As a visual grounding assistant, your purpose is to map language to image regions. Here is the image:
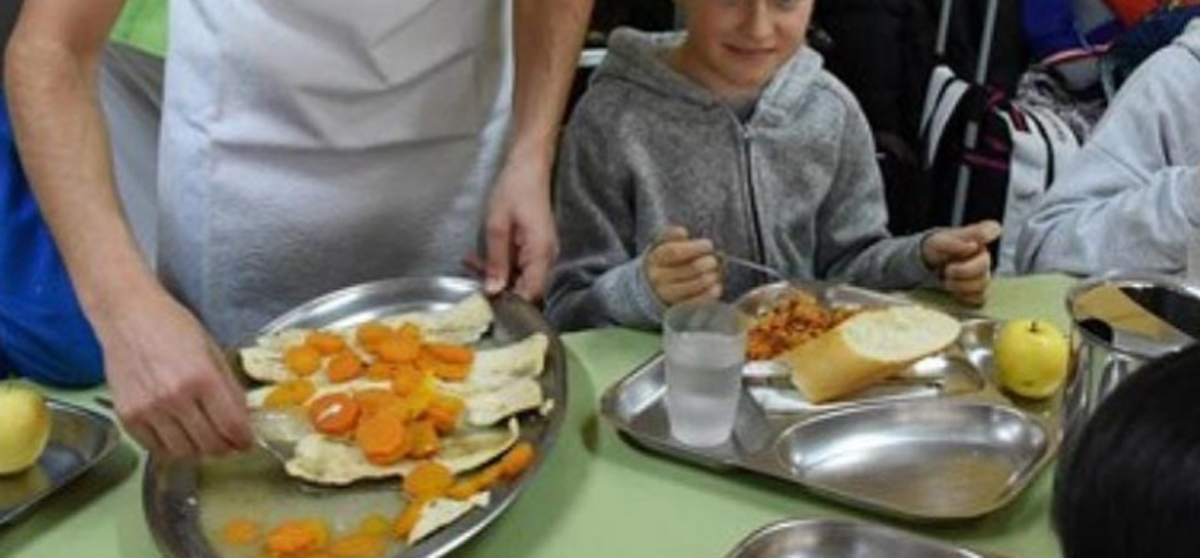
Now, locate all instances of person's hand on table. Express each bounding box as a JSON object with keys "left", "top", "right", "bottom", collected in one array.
[
  {"left": 95, "top": 288, "right": 252, "bottom": 459},
  {"left": 922, "top": 220, "right": 1003, "bottom": 307},
  {"left": 482, "top": 153, "right": 559, "bottom": 301},
  {"left": 645, "top": 226, "right": 723, "bottom": 306}
]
